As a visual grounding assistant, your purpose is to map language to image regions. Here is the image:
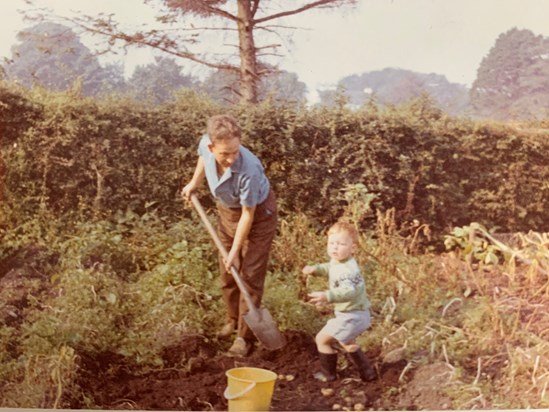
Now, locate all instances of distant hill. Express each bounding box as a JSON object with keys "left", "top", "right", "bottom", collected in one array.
[{"left": 318, "top": 67, "right": 470, "bottom": 115}]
